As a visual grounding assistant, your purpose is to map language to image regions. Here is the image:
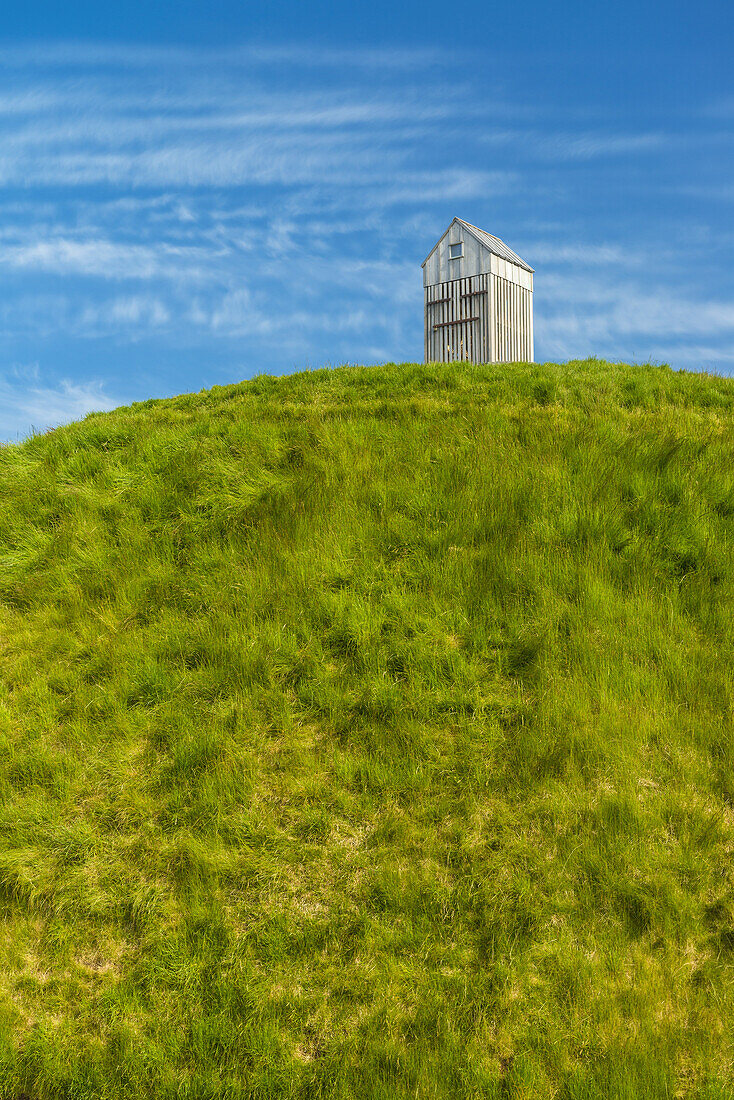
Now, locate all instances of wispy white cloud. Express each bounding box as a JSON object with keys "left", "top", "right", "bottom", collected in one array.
[
  {"left": 525, "top": 243, "right": 642, "bottom": 266},
  {"left": 481, "top": 129, "right": 670, "bottom": 160},
  {"left": 0, "top": 38, "right": 730, "bottom": 441},
  {"left": 0, "top": 237, "right": 210, "bottom": 279},
  {"left": 0, "top": 45, "right": 510, "bottom": 197},
  {"left": 78, "top": 295, "right": 171, "bottom": 331},
  {"left": 0, "top": 364, "right": 118, "bottom": 440},
  {"left": 538, "top": 274, "right": 734, "bottom": 364},
  {"left": 533, "top": 132, "right": 669, "bottom": 160},
  {"left": 0, "top": 41, "right": 446, "bottom": 73}
]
